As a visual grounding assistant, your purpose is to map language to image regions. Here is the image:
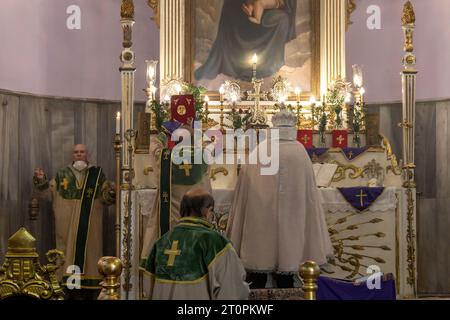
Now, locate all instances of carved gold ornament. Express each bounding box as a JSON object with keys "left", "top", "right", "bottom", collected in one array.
[
  {"left": 210, "top": 167, "right": 229, "bottom": 181},
  {"left": 0, "top": 228, "right": 65, "bottom": 300},
  {"left": 147, "top": 0, "right": 160, "bottom": 28},
  {"left": 379, "top": 134, "right": 402, "bottom": 176},
  {"left": 406, "top": 188, "right": 417, "bottom": 293},
  {"left": 402, "top": 1, "right": 416, "bottom": 26},
  {"left": 331, "top": 160, "right": 365, "bottom": 182},
  {"left": 121, "top": 0, "right": 135, "bottom": 19},
  {"left": 346, "top": 0, "right": 357, "bottom": 31}
]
